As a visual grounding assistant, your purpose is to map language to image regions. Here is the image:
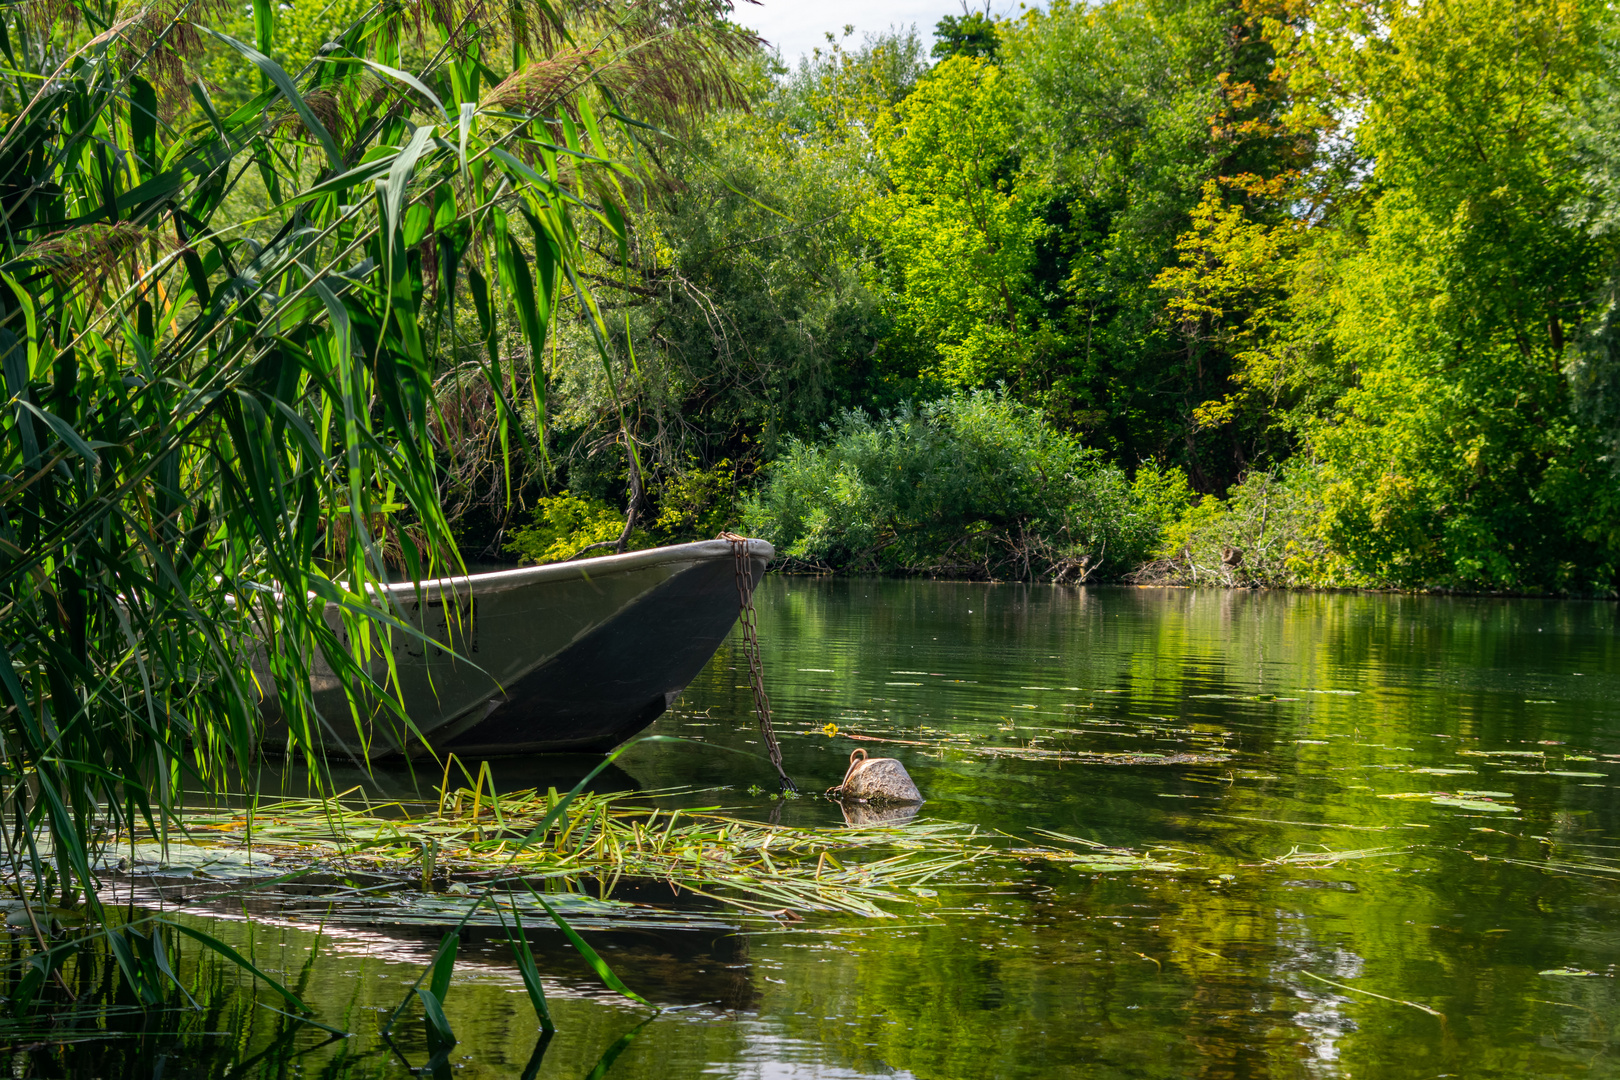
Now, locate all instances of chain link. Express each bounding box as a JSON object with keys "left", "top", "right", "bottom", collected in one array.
[{"left": 719, "top": 533, "right": 795, "bottom": 792}]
